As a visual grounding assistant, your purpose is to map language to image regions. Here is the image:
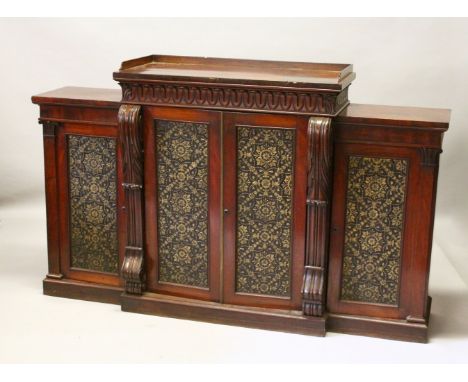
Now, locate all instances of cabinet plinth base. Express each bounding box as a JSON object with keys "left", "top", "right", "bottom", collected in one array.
[
  {"left": 327, "top": 296, "right": 432, "bottom": 343},
  {"left": 327, "top": 313, "right": 429, "bottom": 343},
  {"left": 121, "top": 292, "right": 326, "bottom": 336},
  {"left": 42, "top": 280, "right": 434, "bottom": 342},
  {"left": 43, "top": 278, "right": 122, "bottom": 305}
]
